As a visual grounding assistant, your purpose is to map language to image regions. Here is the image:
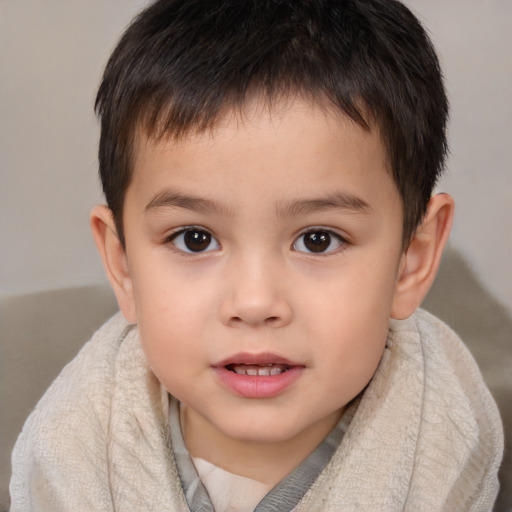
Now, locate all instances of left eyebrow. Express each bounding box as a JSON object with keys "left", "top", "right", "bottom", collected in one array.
[{"left": 276, "top": 192, "right": 373, "bottom": 217}]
